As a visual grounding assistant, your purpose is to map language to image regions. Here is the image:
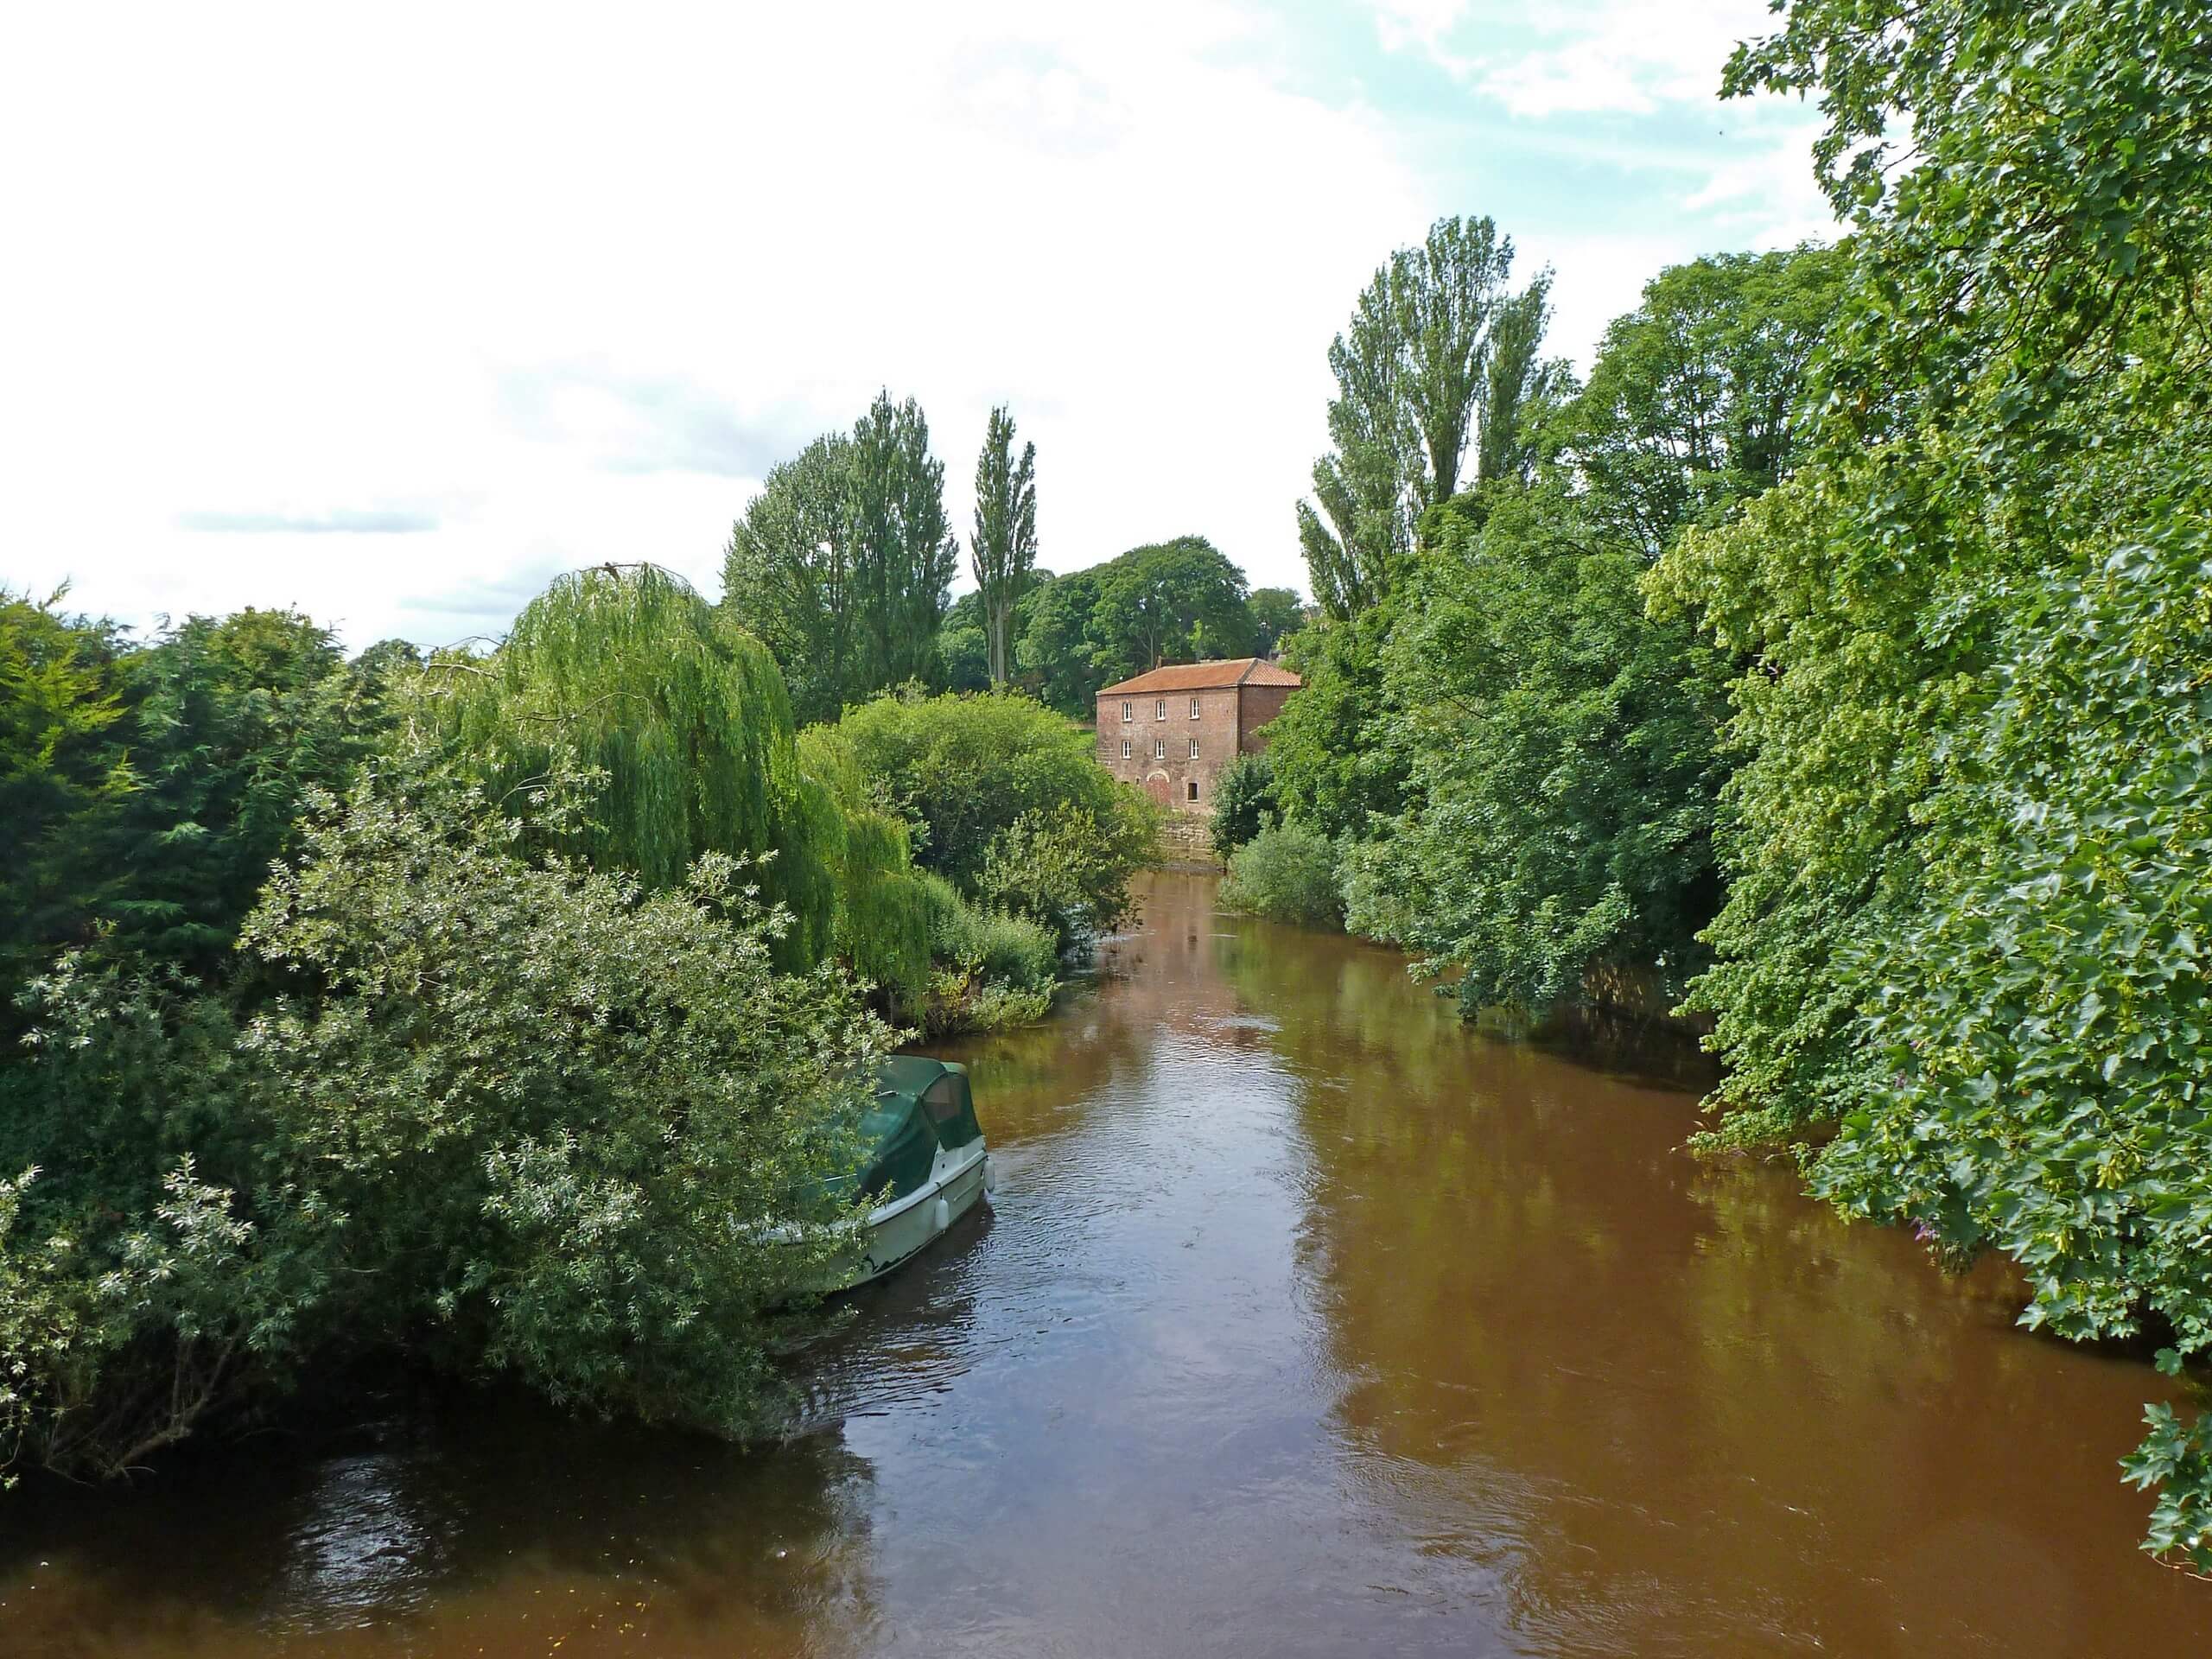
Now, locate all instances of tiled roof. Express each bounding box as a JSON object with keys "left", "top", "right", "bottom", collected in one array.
[{"left": 1096, "top": 657, "right": 1301, "bottom": 696}]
